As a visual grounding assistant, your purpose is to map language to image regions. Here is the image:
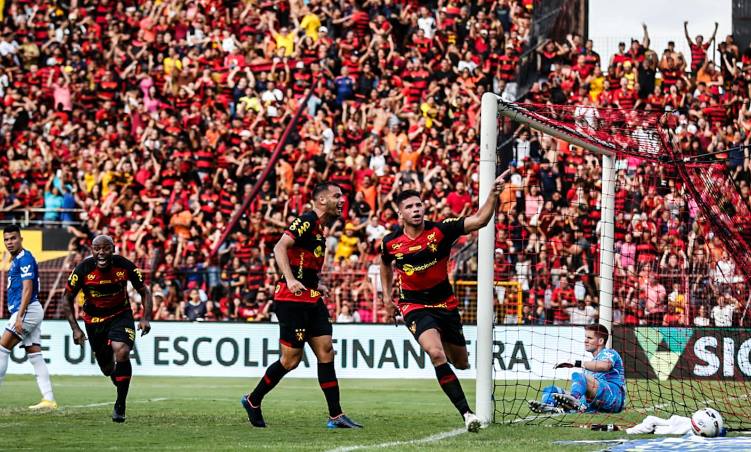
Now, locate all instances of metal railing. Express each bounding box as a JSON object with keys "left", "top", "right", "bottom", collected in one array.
[{"left": 0, "top": 208, "right": 85, "bottom": 227}]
